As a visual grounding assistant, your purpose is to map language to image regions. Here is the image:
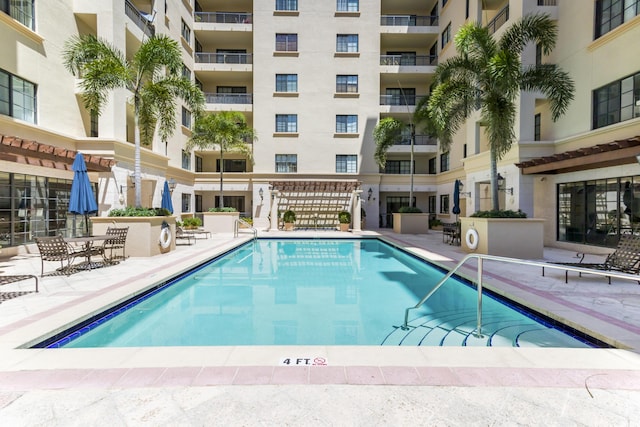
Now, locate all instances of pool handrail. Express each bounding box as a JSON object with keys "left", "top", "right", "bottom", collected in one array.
[
  {"left": 402, "top": 253, "right": 640, "bottom": 336},
  {"left": 234, "top": 218, "right": 257, "bottom": 240}
]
